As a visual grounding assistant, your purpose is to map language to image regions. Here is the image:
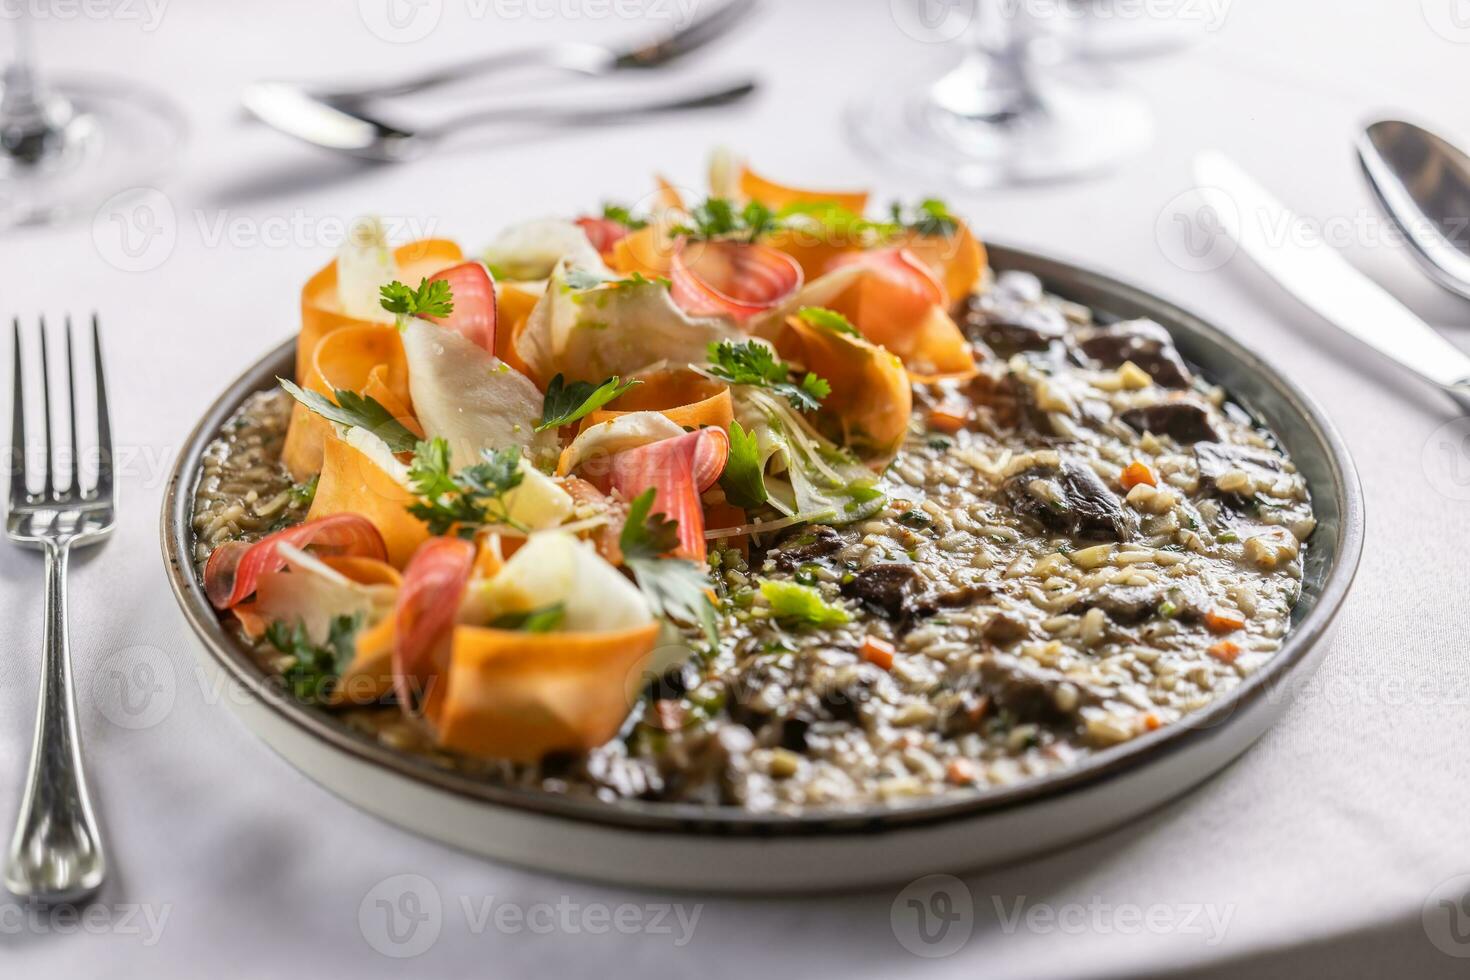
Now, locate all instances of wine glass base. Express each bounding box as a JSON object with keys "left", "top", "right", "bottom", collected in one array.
[
  {"left": 847, "top": 65, "right": 1152, "bottom": 190},
  {"left": 0, "top": 74, "right": 185, "bottom": 230}
]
